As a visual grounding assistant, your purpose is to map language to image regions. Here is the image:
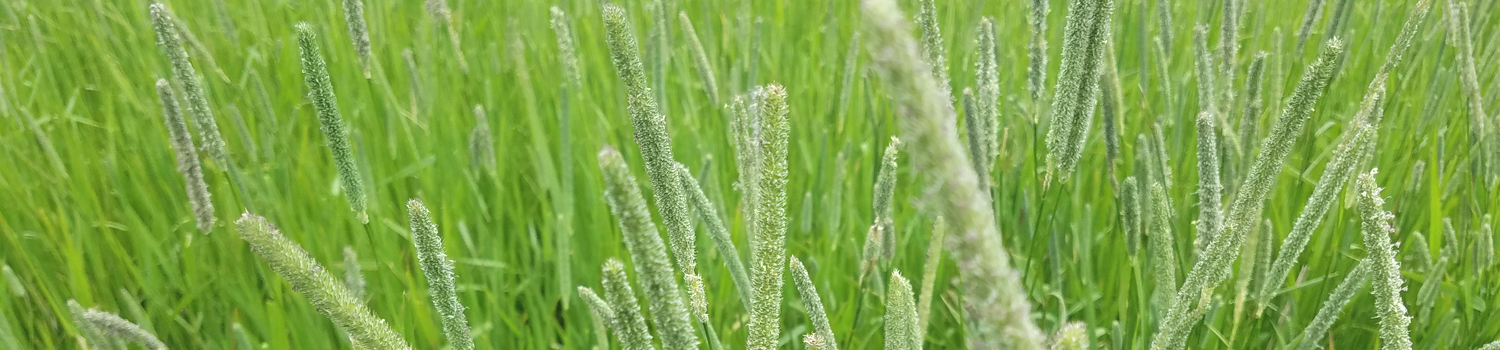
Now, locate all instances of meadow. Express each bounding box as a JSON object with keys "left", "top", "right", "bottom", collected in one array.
[{"left": 0, "top": 0, "right": 1498, "bottom": 348}]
